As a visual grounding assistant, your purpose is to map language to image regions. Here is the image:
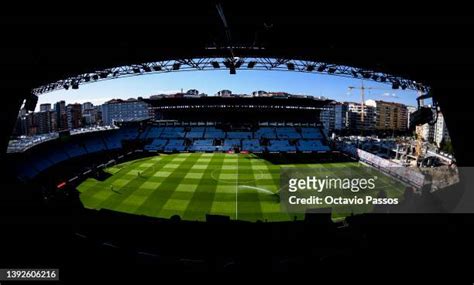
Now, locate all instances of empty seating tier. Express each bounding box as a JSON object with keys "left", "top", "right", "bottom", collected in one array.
[
  {"left": 145, "top": 139, "right": 168, "bottom": 151},
  {"left": 15, "top": 125, "right": 332, "bottom": 180},
  {"left": 204, "top": 127, "right": 225, "bottom": 139},
  {"left": 242, "top": 139, "right": 265, "bottom": 152},
  {"left": 145, "top": 127, "right": 164, "bottom": 139},
  {"left": 226, "top": 132, "right": 253, "bottom": 139},
  {"left": 161, "top": 127, "right": 186, "bottom": 139},
  {"left": 267, "top": 140, "right": 297, "bottom": 152},
  {"left": 189, "top": 139, "right": 215, "bottom": 152},
  {"left": 276, "top": 127, "right": 301, "bottom": 139},
  {"left": 164, "top": 139, "right": 186, "bottom": 152},
  {"left": 300, "top": 127, "right": 323, "bottom": 139},
  {"left": 298, "top": 139, "right": 330, "bottom": 152},
  {"left": 186, "top": 127, "right": 206, "bottom": 139},
  {"left": 255, "top": 127, "right": 277, "bottom": 139},
  {"left": 222, "top": 139, "right": 241, "bottom": 151}
]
